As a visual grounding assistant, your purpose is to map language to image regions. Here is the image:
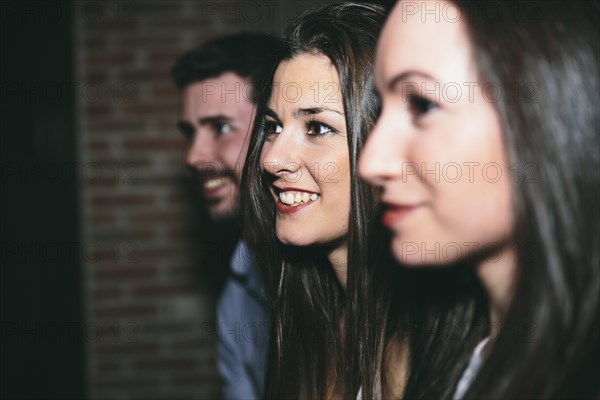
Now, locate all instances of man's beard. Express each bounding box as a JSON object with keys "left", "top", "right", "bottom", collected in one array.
[
  {"left": 210, "top": 190, "right": 240, "bottom": 222},
  {"left": 189, "top": 167, "right": 240, "bottom": 223}
]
